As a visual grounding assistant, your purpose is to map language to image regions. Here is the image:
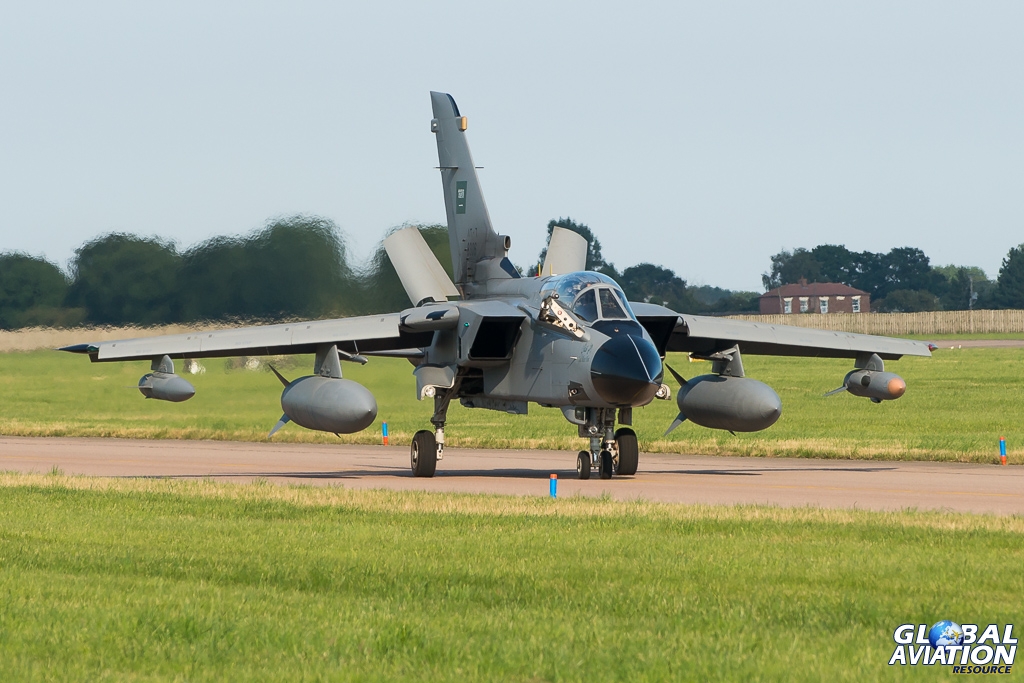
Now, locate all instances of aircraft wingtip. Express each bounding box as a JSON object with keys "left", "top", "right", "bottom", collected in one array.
[{"left": 57, "top": 343, "right": 97, "bottom": 354}]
